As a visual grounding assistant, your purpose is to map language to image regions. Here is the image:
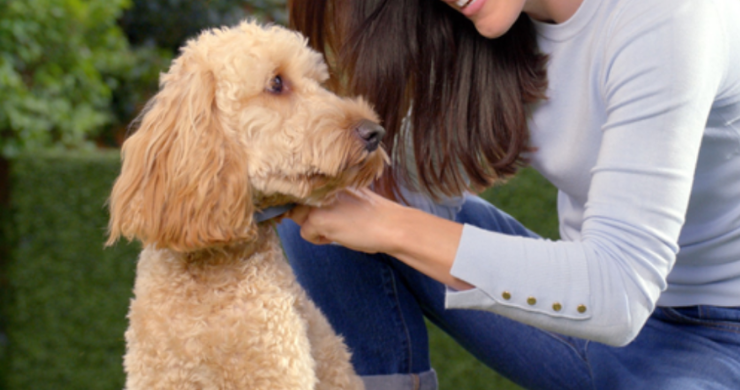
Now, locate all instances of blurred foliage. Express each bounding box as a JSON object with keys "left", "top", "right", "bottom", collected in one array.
[
  {"left": 0, "top": 151, "right": 140, "bottom": 389},
  {"left": 0, "top": 0, "right": 134, "bottom": 157},
  {"left": 0, "top": 0, "right": 288, "bottom": 155},
  {"left": 120, "top": 0, "right": 288, "bottom": 53},
  {"left": 104, "top": 0, "right": 288, "bottom": 147},
  {"left": 100, "top": 44, "right": 173, "bottom": 148}
]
